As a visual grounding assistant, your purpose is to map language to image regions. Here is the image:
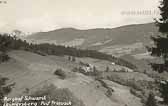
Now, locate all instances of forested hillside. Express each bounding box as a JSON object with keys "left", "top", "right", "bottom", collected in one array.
[{"left": 0, "top": 33, "right": 137, "bottom": 70}]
